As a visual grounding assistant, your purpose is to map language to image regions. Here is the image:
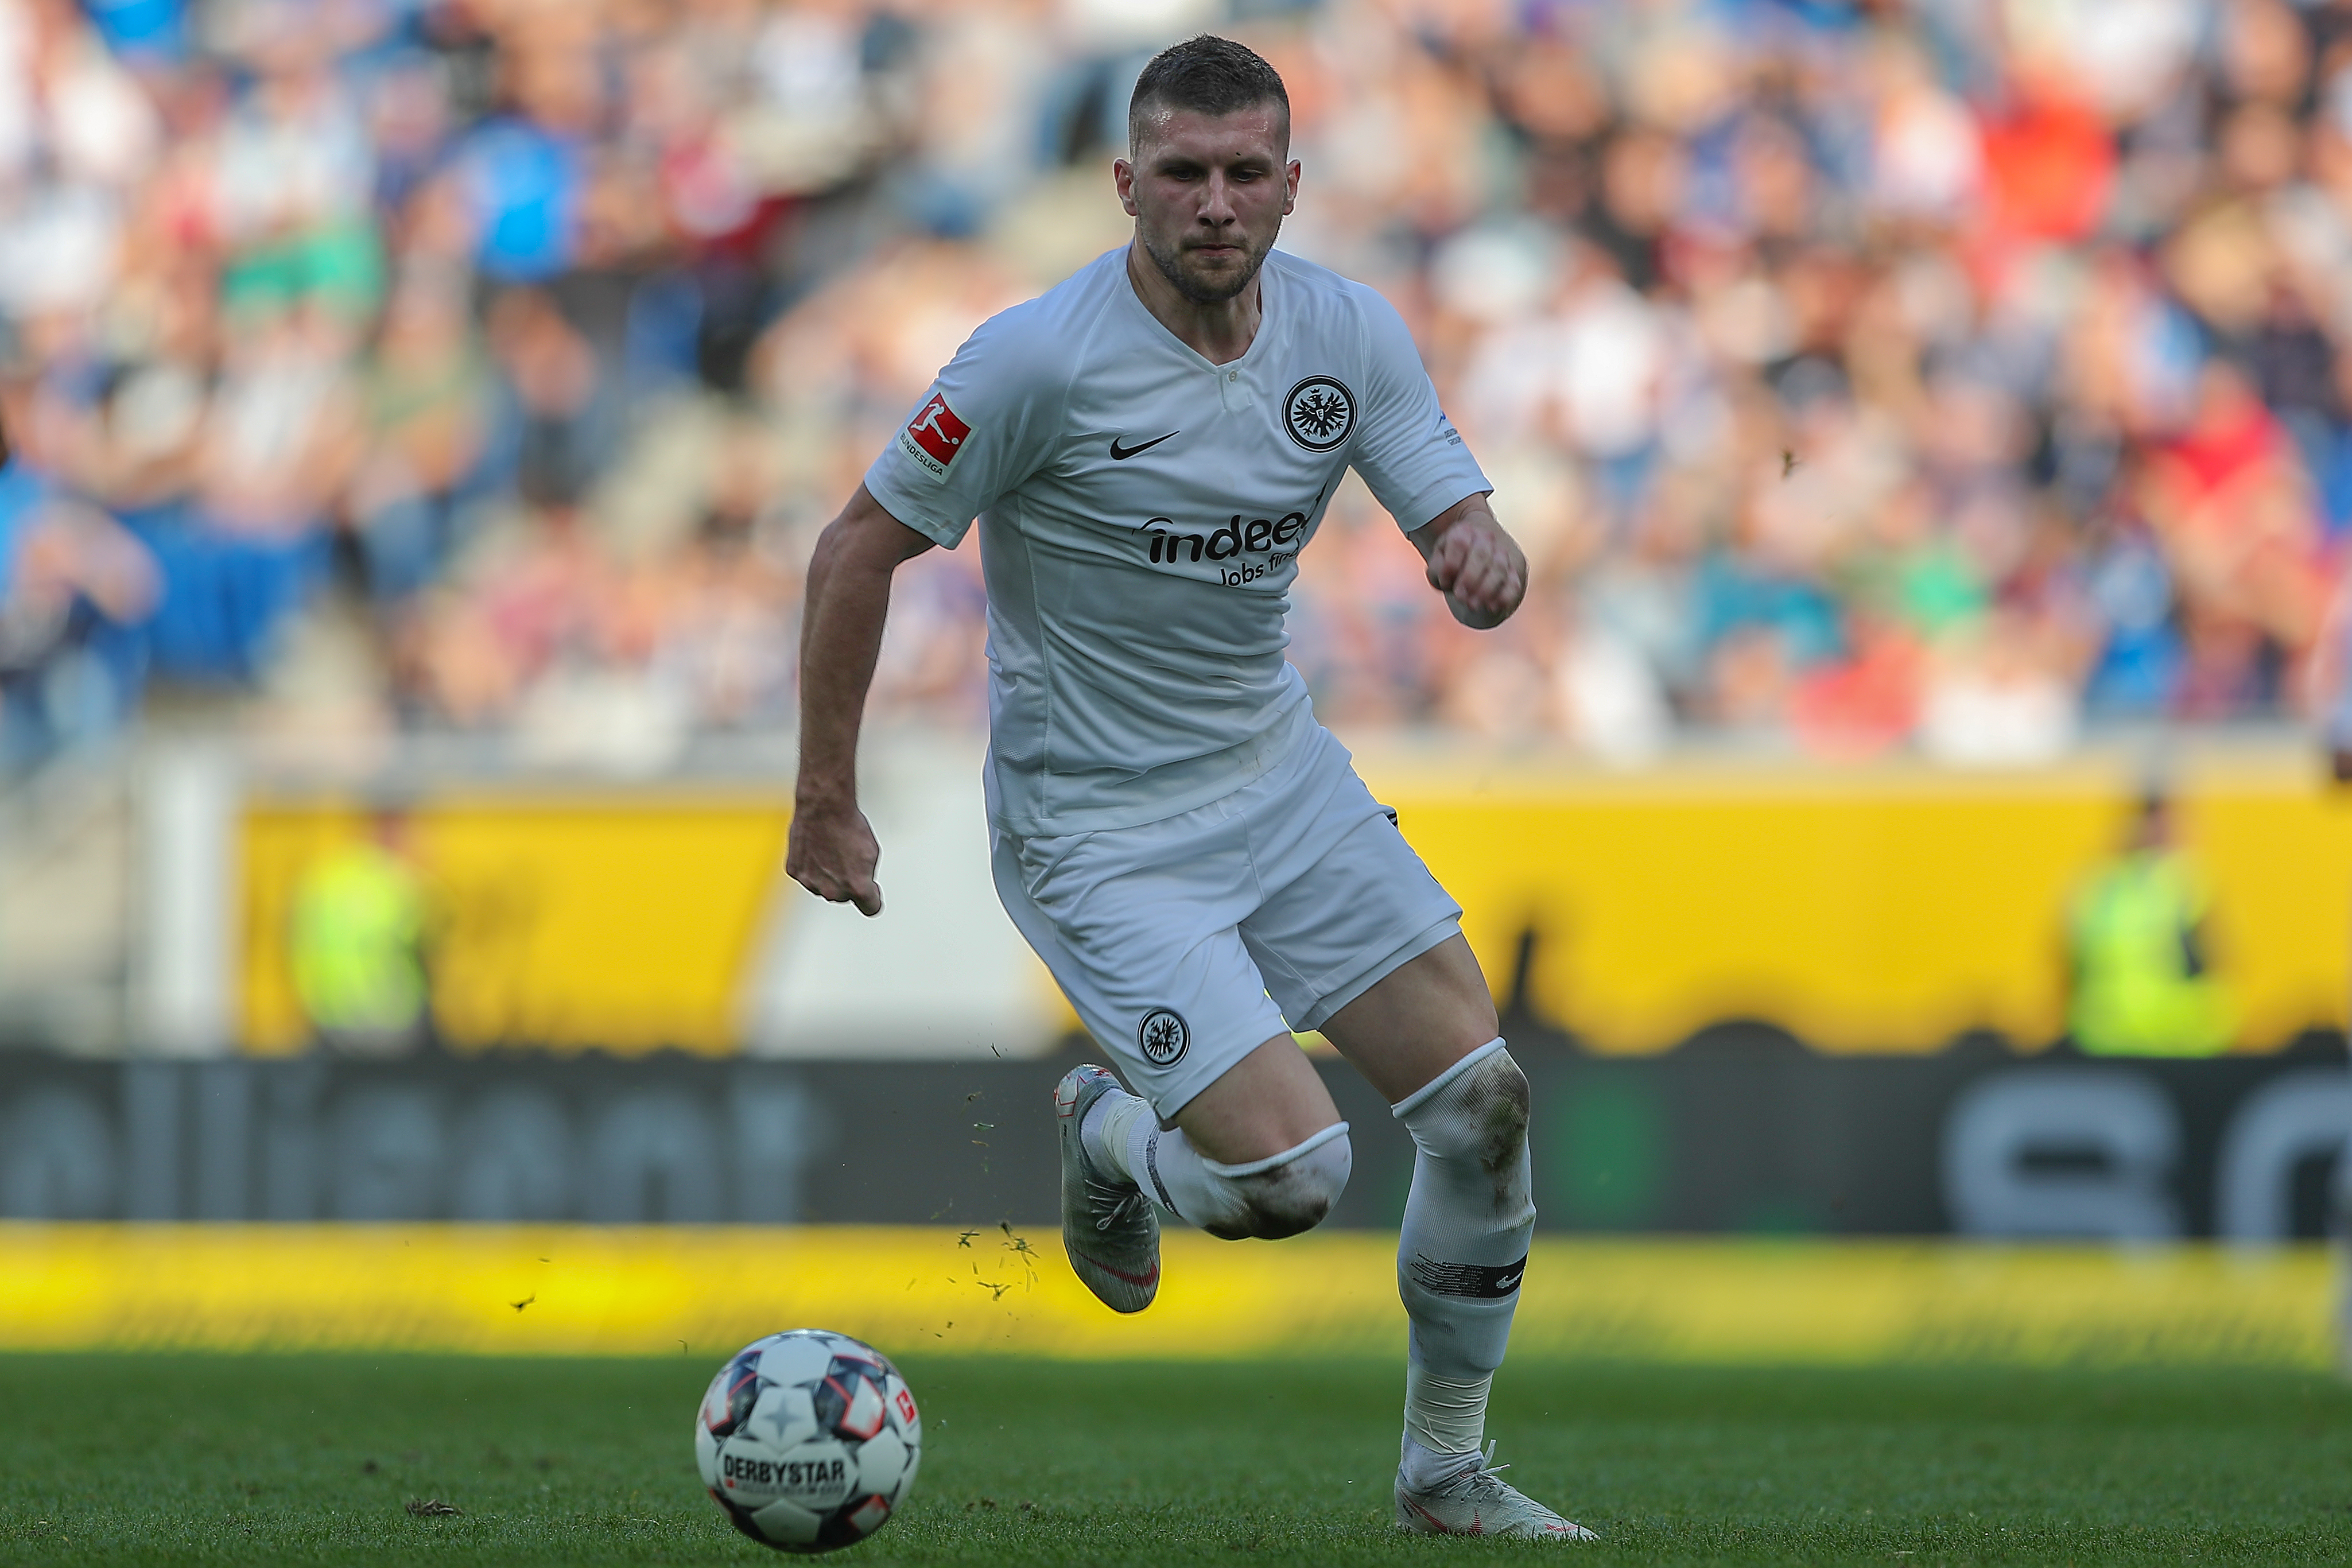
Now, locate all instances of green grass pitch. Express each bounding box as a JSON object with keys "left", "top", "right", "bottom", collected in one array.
[{"left": 1, "top": 1354, "right": 2348, "bottom": 1565}]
